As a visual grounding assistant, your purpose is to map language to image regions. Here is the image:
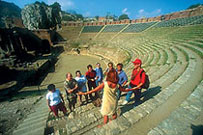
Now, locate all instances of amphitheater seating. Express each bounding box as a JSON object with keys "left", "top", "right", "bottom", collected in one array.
[
  {"left": 102, "top": 24, "right": 127, "bottom": 32},
  {"left": 82, "top": 25, "right": 104, "bottom": 33},
  {"left": 148, "top": 81, "right": 203, "bottom": 135},
  {"left": 13, "top": 13, "right": 203, "bottom": 135},
  {"left": 154, "top": 15, "right": 203, "bottom": 28},
  {"left": 123, "top": 22, "right": 156, "bottom": 32}
]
